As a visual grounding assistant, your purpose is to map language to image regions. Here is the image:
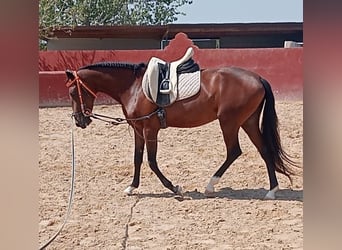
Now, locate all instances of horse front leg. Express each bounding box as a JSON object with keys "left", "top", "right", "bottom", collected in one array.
[
  {"left": 124, "top": 129, "right": 145, "bottom": 195},
  {"left": 145, "top": 128, "right": 183, "bottom": 195}
]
